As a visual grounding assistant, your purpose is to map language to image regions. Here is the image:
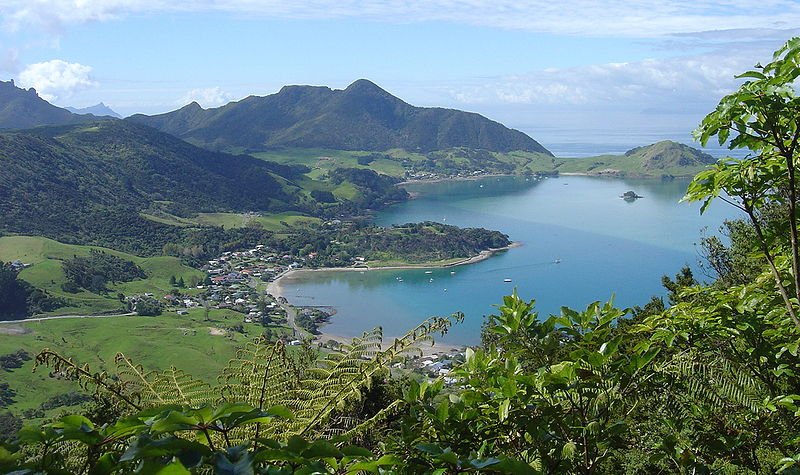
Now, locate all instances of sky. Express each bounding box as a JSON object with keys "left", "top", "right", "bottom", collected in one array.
[{"left": 1, "top": 1, "right": 800, "bottom": 151}]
